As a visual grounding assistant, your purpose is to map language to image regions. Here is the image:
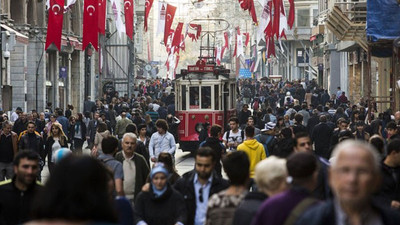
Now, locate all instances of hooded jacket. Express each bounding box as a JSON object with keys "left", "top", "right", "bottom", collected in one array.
[{"left": 237, "top": 139, "right": 266, "bottom": 178}]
